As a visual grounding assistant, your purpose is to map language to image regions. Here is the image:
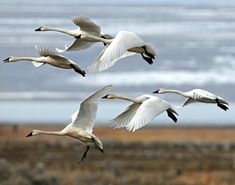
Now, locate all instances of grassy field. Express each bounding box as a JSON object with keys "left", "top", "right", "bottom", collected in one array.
[{"left": 0, "top": 124, "right": 235, "bottom": 185}]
